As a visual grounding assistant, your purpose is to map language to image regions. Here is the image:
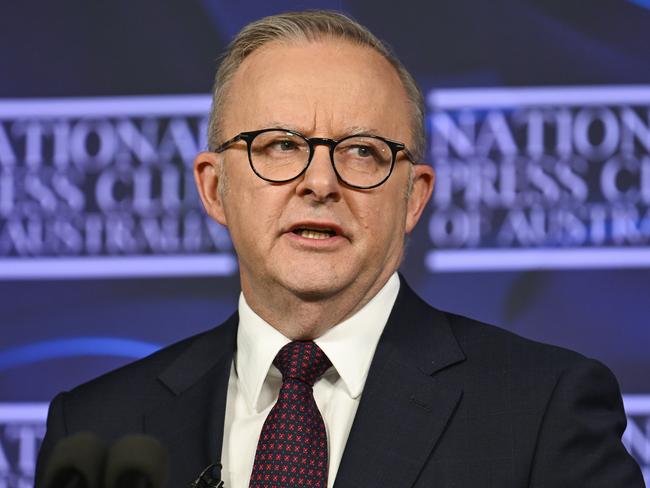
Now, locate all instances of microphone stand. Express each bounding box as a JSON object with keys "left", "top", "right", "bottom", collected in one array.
[{"left": 190, "top": 463, "right": 224, "bottom": 488}]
